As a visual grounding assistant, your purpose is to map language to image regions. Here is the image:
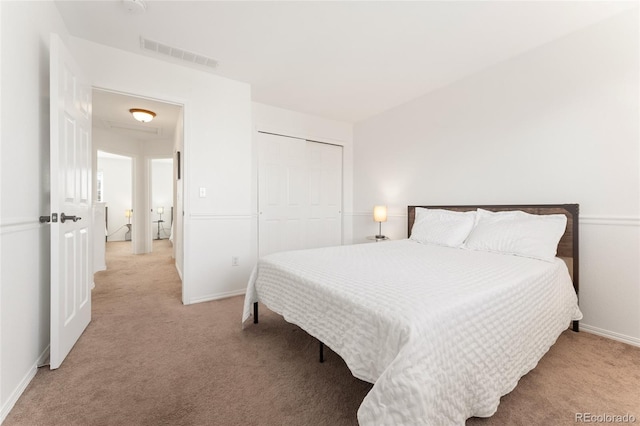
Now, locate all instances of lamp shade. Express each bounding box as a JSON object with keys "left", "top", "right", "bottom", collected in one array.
[
  {"left": 373, "top": 205, "right": 387, "bottom": 223},
  {"left": 157, "top": 207, "right": 164, "bottom": 215},
  {"left": 125, "top": 209, "right": 132, "bottom": 218}
]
